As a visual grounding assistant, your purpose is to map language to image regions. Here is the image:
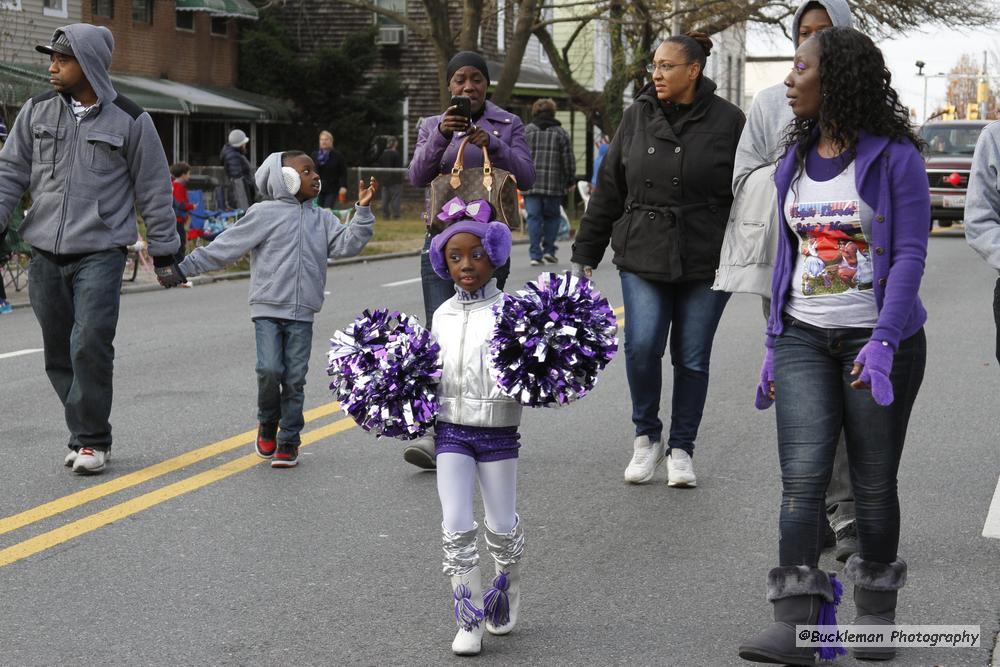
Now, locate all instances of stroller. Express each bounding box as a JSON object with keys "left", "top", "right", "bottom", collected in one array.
[{"left": 187, "top": 189, "right": 243, "bottom": 242}]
